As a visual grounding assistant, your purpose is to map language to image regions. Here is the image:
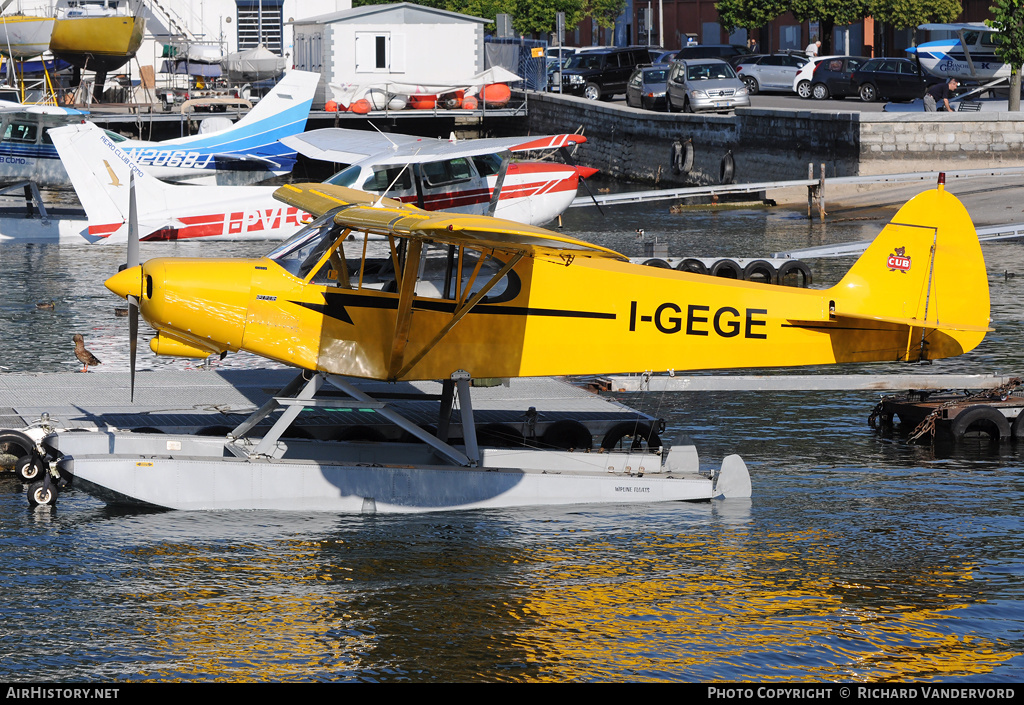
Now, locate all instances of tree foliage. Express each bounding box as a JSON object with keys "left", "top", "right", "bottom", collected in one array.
[
  {"left": 351, "top": 0, "right": 625, "bottom": 35},
  {"left": 867, "top": 0, "right": 962, "bottom": 31},
  {"left": 715, "top": 0, "right": 787, "bottom": 33},
  {"left": 789, "top": 0, "right": 869, "bottom": 52},
  {"left": 987, "top": 0, "right": 1024, "bottom": 110}
]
